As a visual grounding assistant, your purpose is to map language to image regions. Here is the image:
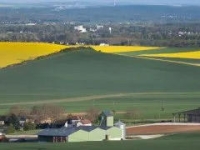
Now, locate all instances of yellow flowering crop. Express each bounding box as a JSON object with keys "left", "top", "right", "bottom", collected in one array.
[
  {"left": 141, "top": 51, "right": 200, "bottom": 59},
  {"left": 0, "top": 42, "right": 69, "bottom": 68},
  {"left": 91, "top": 46, "right": 160, "bottom": 53}
]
